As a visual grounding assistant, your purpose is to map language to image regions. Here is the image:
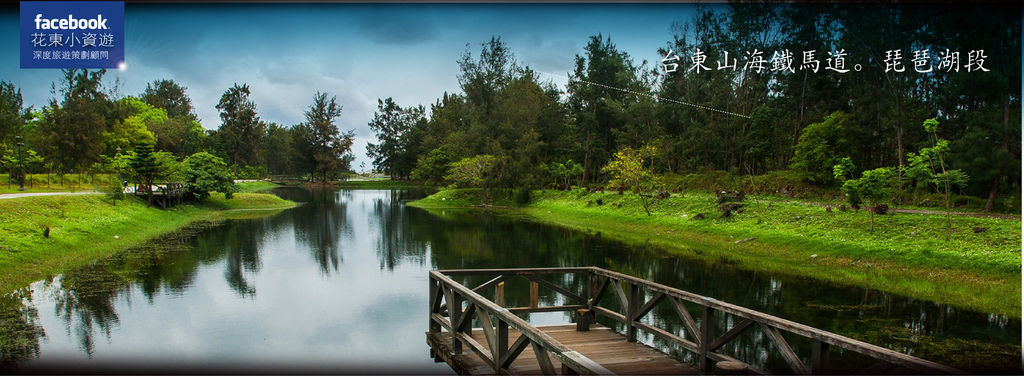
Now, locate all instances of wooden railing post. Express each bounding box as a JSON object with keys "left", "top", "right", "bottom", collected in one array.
[
  {"left": 700, "top": 303, "right": 715, "bottom": 373},
  {"left": 812, "top": 339, "right": 829, "bottom": 374},
  {"left": 428, "top": 277, "right": 440, "bottom": 334},
  {"left": 495, "top": 318, "right": 509, "bottom": 372},
  {"left": 495, "top": 281, "right": 505, "bottom": 307},
  {"left": 452, "top": 289, "right": 464, "bottom": 354},
  {"left": 529, "top": 280, "right": 539, "bottom": 308},
  {"left": 626, "top": 282, "right": 639, "bottom": 342}
]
